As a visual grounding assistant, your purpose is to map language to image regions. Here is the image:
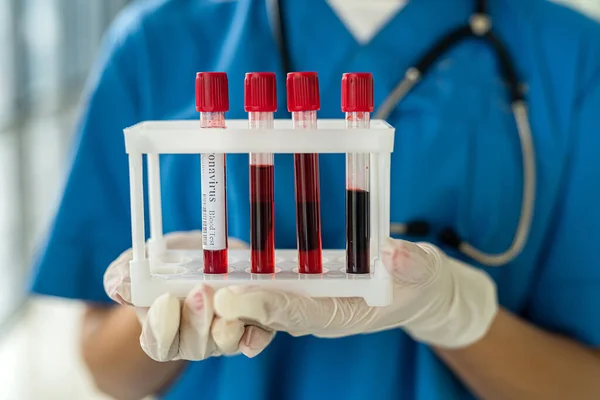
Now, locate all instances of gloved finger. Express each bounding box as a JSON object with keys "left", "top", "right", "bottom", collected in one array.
[
  {"left": 214, "top": 287, "right": 366, "bottom": 333},
  {"left": 380, "top": 238, "right": 441, "bottom": 285},
  {"left": 104, "top": 232, "right": 248, "bottom": 306},
  {"left": 179, "top": 284, "right": 220, "bottom": 360},
  {"left": 104, "top": 230, "right": 248, "bottom": 304},
  {"left": 238, "top": 325, "right": 276, "bottom": 358},
  {"left": 140, "top": 293, "right": 181, "bottom": 362},
  {"left": 211, "top": 317, "right": 245, "bottom": 354},
  {"left": 104, "top": 248, "right": 133, "bottom": 305}
]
